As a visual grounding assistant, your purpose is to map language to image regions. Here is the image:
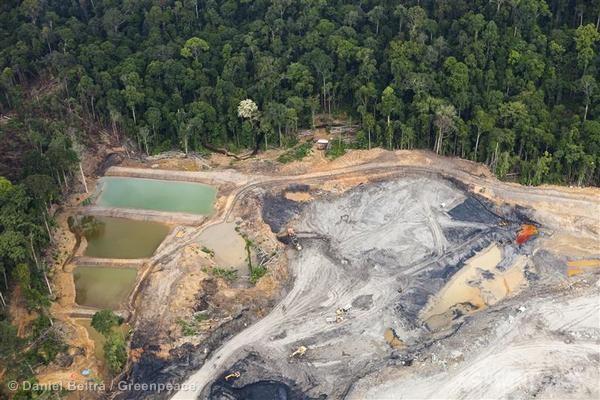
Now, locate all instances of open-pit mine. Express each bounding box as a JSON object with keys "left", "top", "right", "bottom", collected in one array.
[{"left": 46, "top": 150, "right": 599, "bottom": 400}]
